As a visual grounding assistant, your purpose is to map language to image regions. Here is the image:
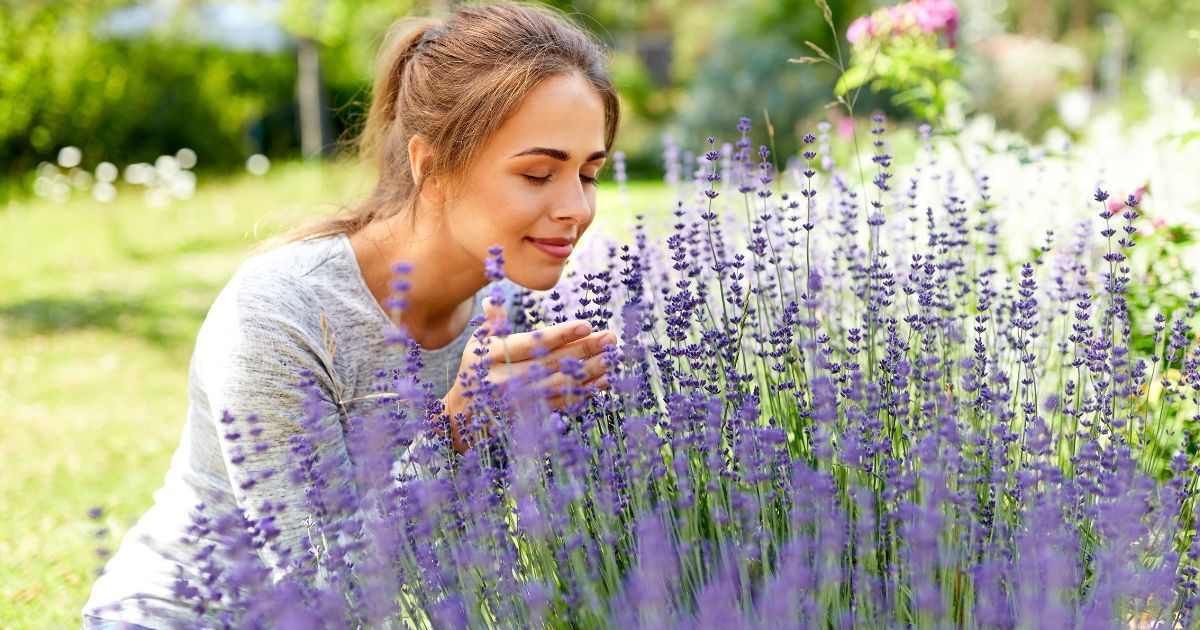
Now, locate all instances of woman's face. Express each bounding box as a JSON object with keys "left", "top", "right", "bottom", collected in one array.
[{"left": 441, "top": 72, "right": 608, "bottom": 291}]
